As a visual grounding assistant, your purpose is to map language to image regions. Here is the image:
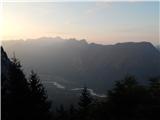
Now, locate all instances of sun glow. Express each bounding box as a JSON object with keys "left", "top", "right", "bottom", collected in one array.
[
  {"left": 0, "top": 0, "right": 3, "bottom": 44},
  {"left": 1, "top": 2, "right": 159, "bottom": 45}
]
